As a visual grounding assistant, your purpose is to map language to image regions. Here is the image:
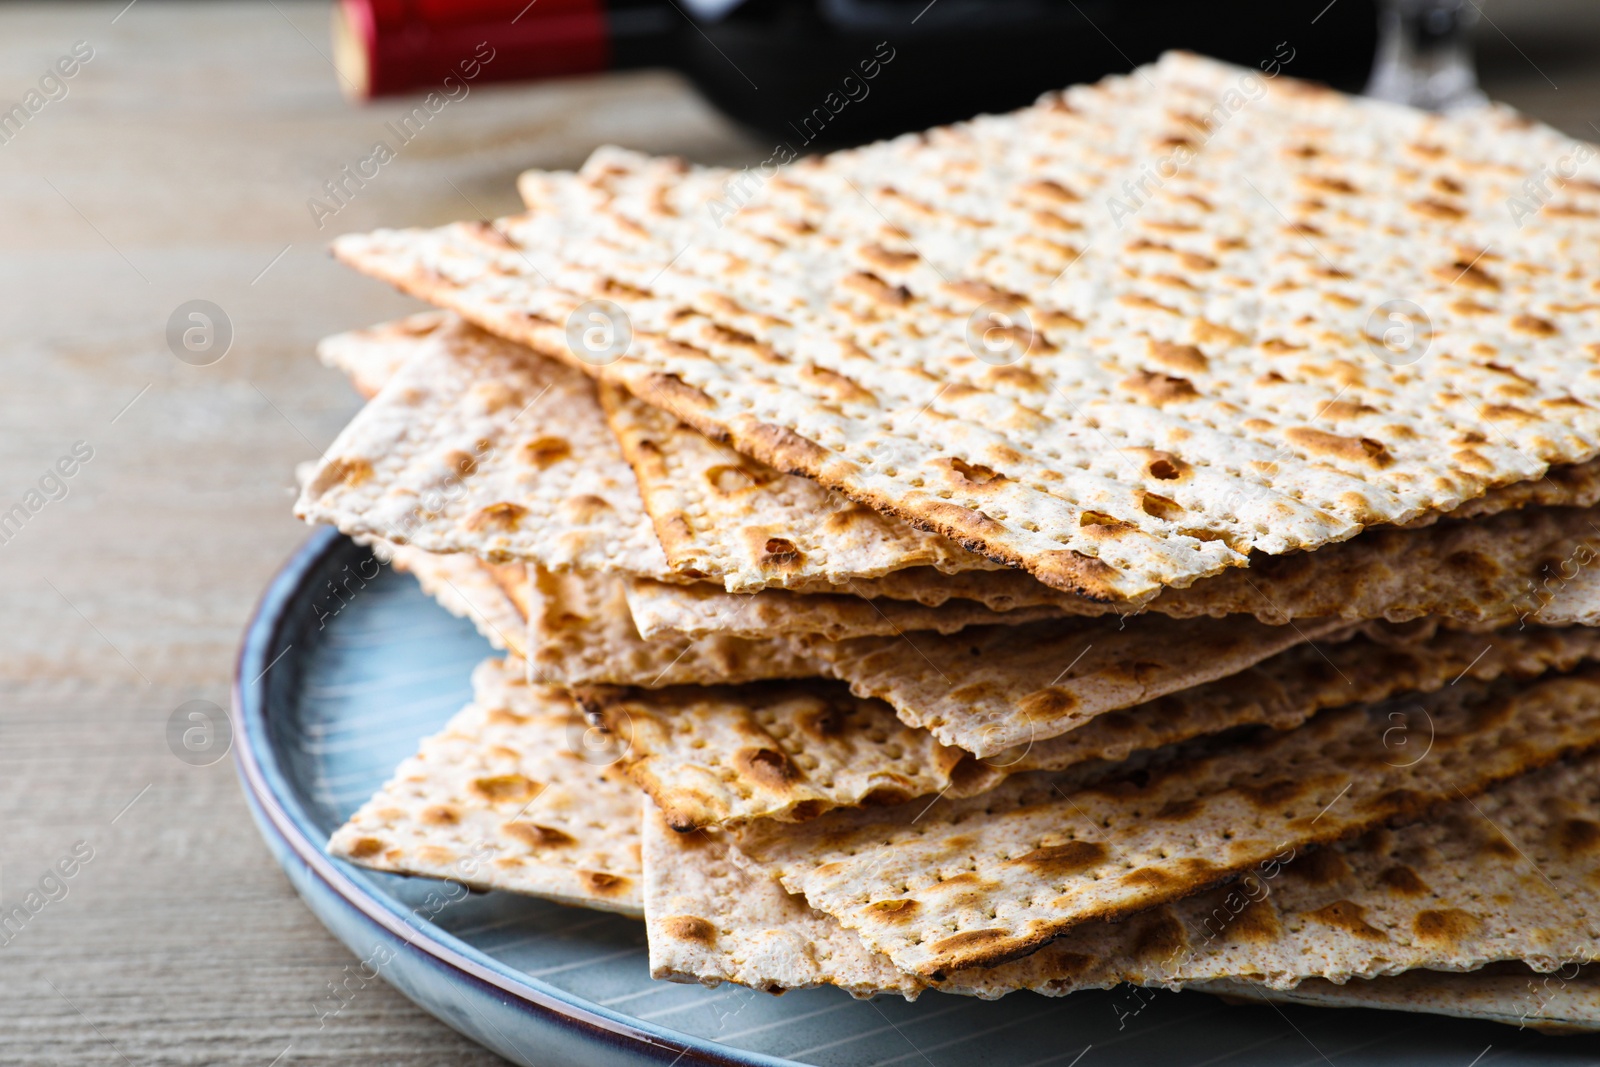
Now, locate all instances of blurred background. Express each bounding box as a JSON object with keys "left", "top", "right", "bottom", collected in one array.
[{"left": 0, "top": 2, "right": 1596, "bottom": 1063}]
